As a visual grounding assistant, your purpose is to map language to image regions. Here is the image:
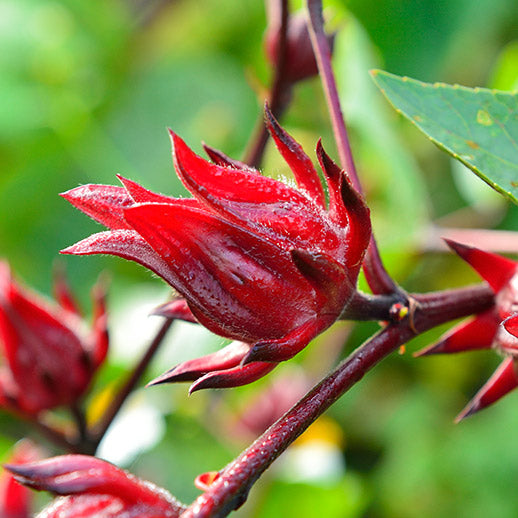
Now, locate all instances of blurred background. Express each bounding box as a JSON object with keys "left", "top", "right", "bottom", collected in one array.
[{"left": 1, "top": 0, "right": 518, "bottom": 516}]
